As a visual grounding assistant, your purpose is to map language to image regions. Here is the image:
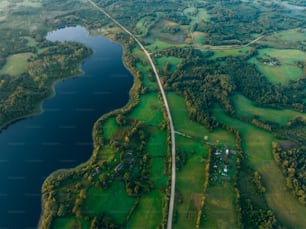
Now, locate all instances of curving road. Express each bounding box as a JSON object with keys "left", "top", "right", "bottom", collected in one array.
[{"left": 86, "top": 0, "right": 176, "bottom": 228}]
